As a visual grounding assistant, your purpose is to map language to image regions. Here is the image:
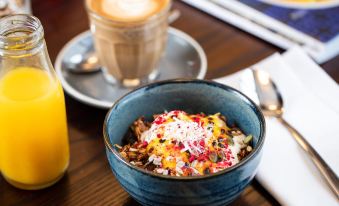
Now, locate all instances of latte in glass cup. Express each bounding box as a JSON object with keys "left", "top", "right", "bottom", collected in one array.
[{"left": 86, "top": 0, "right": 171, "bottom": 87}]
